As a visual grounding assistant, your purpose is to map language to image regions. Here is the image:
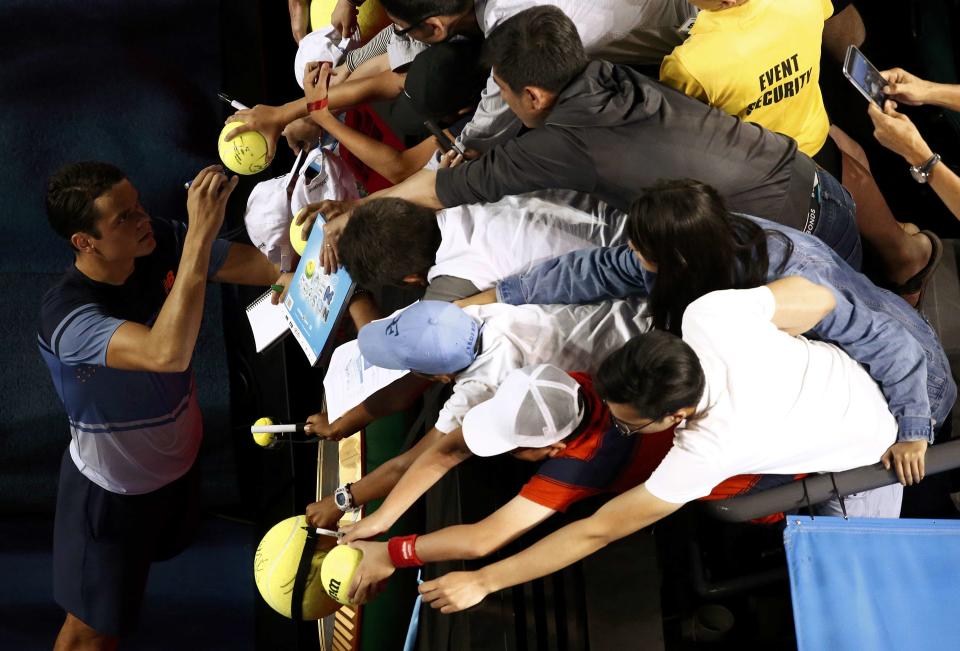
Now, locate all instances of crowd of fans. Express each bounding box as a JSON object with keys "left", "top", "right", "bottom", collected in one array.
[{"left": 38, "top": 0, "right": 960, "bottom": 647}]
